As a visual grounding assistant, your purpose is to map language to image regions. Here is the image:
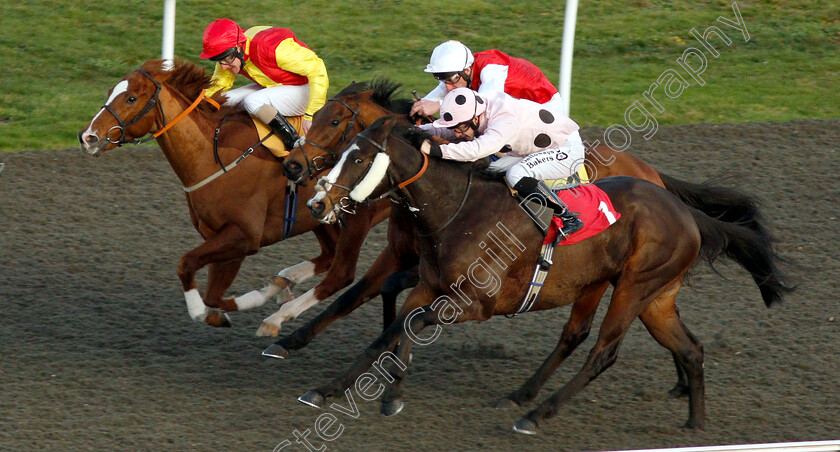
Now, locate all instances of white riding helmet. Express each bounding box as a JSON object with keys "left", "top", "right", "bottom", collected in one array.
[
  {"left": 432, "top": 87, "right": 487, "bottom": 128},
  {"left": 424, "top": 40, "right": 475, "bottom": 74}
]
